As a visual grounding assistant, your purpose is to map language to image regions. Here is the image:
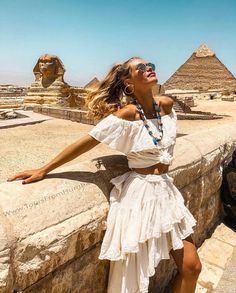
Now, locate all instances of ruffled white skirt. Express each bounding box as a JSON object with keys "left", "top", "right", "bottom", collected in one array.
[{"left": 98, "top": 170, "right": 197, "bottom": 293}]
